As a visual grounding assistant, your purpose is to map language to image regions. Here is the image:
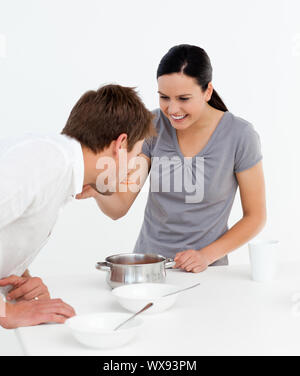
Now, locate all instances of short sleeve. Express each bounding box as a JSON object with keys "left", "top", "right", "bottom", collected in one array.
[
  {"left": 141, "top": 137, "right": 153, "bottom": 158},
  {"left": 141, "top": 108, "right": 160, "bottom": 159},
  {"left": 234, "top": 124, "right": 263, "bottom": 173}
]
